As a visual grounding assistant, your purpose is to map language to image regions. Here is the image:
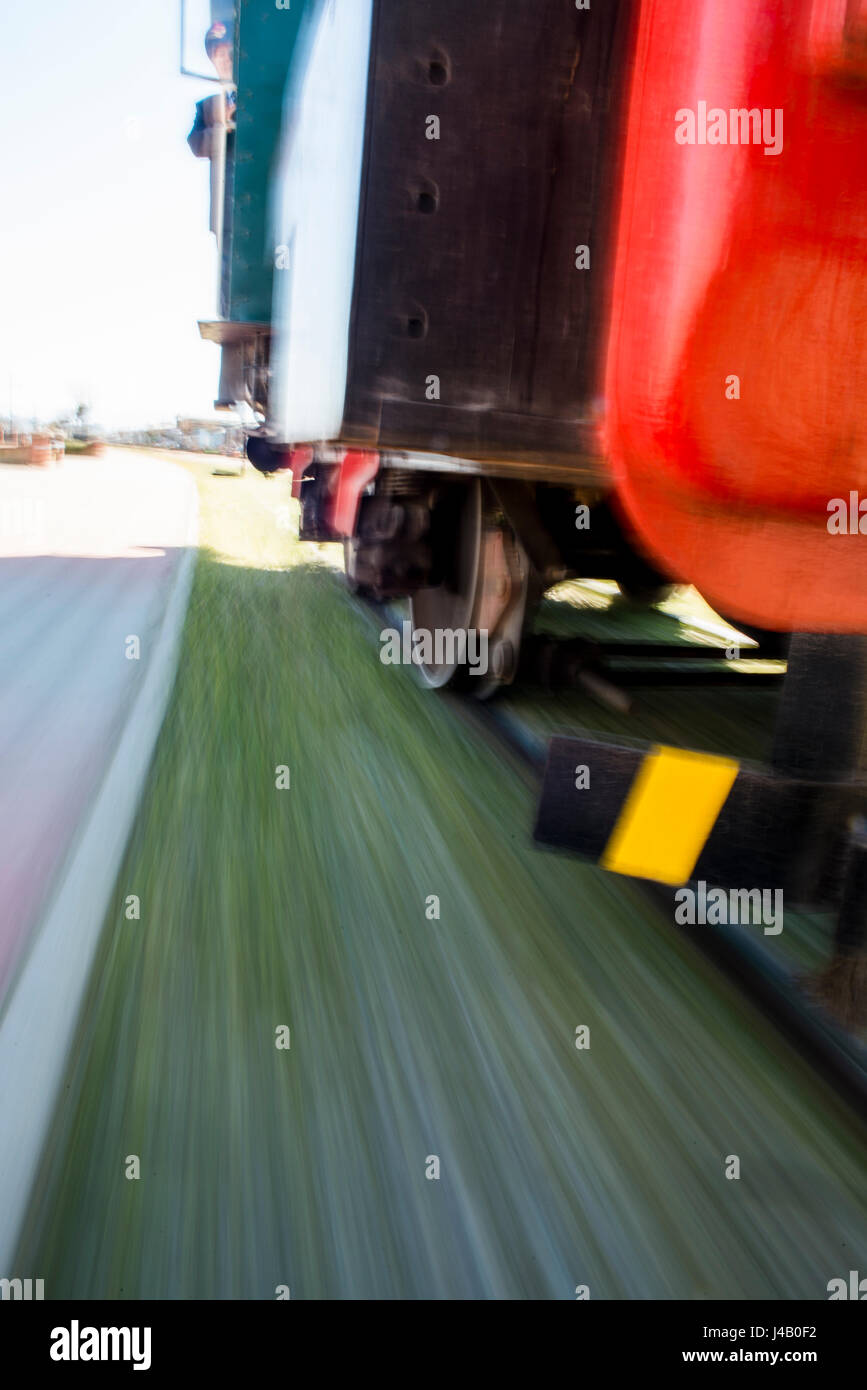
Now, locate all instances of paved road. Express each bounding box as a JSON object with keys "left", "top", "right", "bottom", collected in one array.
[{"left": 0, "top": 453, "right": 195, "bottom": 999}]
